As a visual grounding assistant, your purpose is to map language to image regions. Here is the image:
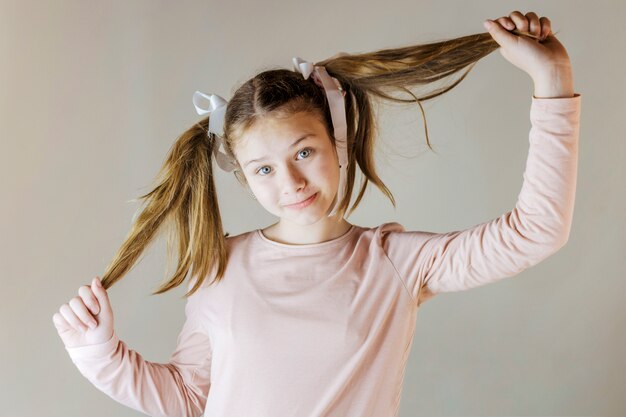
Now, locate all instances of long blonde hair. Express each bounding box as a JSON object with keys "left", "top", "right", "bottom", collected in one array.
[{"left": 98, "top": 31, "right": 510, "bottom": 298}]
